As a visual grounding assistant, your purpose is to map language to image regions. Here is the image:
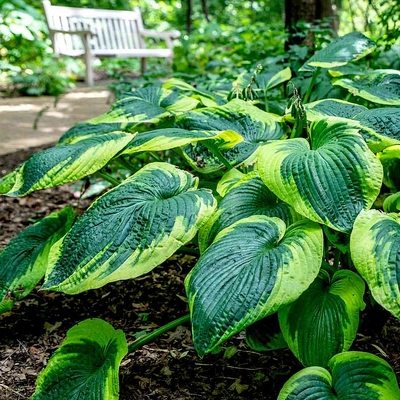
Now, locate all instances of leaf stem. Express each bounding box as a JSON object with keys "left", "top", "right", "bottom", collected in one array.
[
  {"left": 204, "top": 143, "right": 232, "bottom": 170},
  {"left": 128, "top": 314, "right": 191, "bottom": 353},
  {"left": 115, "top": 157, "right": 138, "bottom": 174},
  {"left": 95, "top": 171, "right": 120, "bottom": 186},
  {"left": 303, "top": 67, "right": 320, "bottom": 104},
  {"left": 176, "top": 246, "right": 200, "bottom": 257}
]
